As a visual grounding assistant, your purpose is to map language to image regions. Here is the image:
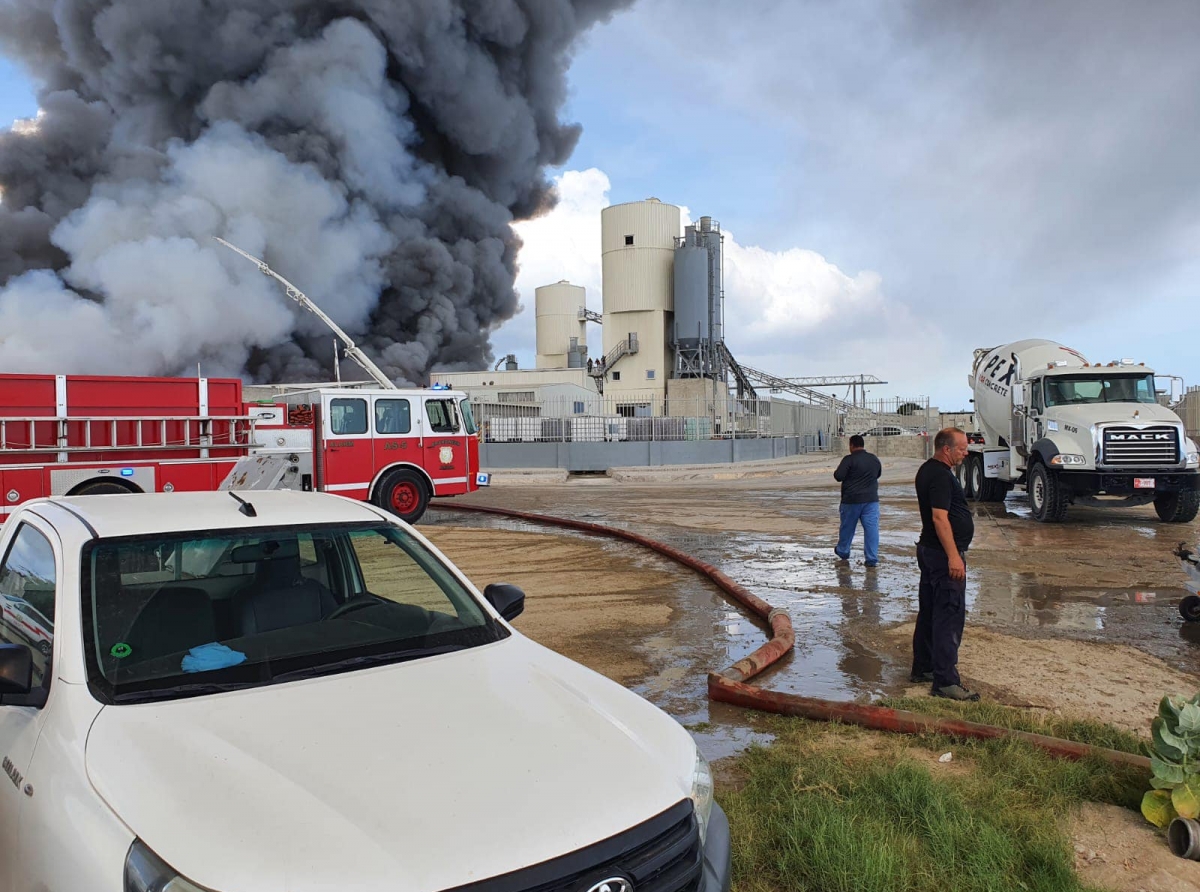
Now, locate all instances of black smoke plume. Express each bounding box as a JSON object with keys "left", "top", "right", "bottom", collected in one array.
[{"left": 0, "top": 0, "right": 629, "bottom": 383}]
